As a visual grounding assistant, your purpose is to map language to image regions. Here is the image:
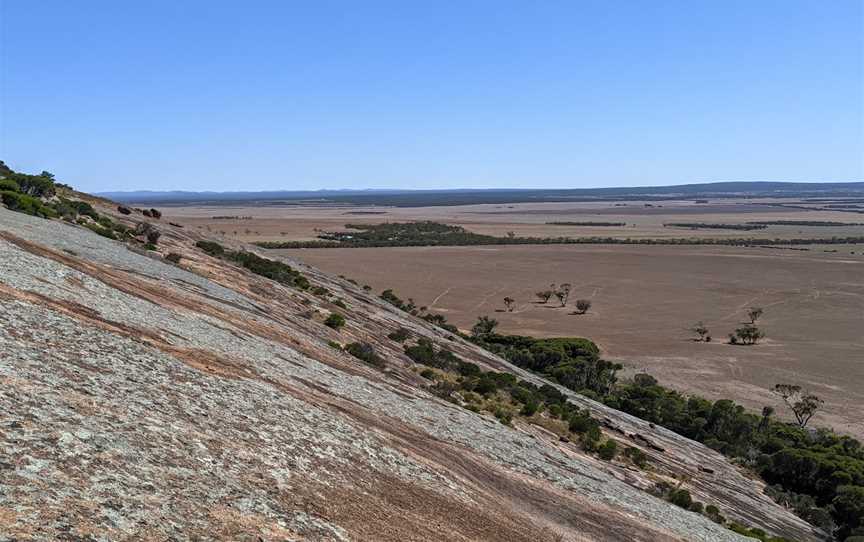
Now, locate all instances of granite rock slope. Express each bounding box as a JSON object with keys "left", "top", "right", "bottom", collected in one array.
[{"left": 0, "top": 206, "right": 821, "bottom": 541}]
